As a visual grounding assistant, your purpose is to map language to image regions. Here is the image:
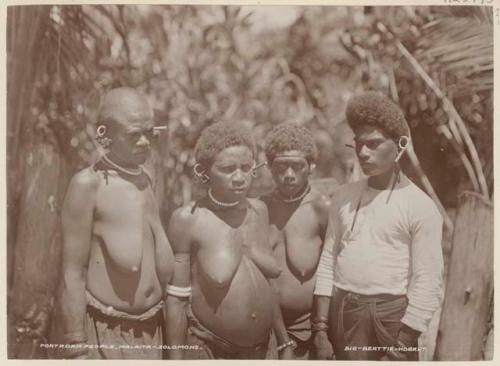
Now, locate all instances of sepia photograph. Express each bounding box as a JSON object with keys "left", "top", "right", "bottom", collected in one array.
[{"left": 4, "top": 1, "right": 495, "bottom": 361}]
